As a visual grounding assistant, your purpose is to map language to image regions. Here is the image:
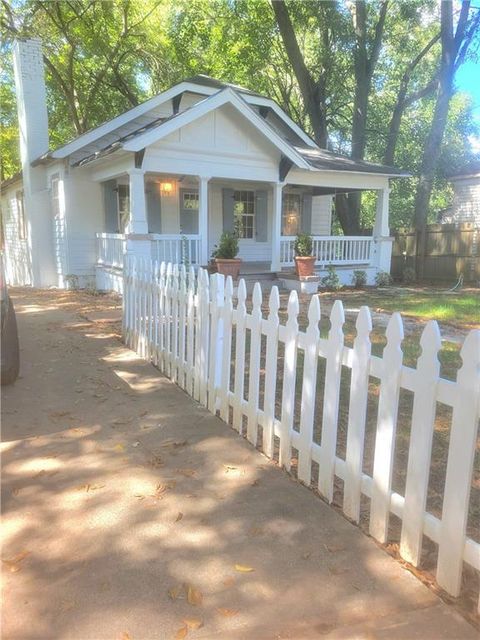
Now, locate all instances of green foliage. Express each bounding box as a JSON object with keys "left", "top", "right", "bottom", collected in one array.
[
  {"left": 294, "top": 233, "right": 313, "bottom": 257},
  {"left": 375, "top": 270, "right": 393, "bottom": 287},
  {"left": 402, "top": 266, "right": 417, "bottom": 284},
  {"left": 352, "top": 270, "right": 367, "bottom": 288},
  {"left": 321, "top": 266, "right": 342, "bottom": 290},
  {"left": 0, "top": 0, "right": 478, "bottom": 237},
  {"left": 211, "top": 232, "right": 239, "bottom": 259}
]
